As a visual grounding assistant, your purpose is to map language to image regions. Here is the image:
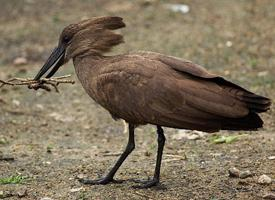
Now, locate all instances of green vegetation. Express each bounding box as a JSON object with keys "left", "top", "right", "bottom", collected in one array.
[
  {"left": 0, "top": 175, "right": 26, "bottom": 184},
  {"left": 209, "top": 135, "right": 240, "bottom": 144}
]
